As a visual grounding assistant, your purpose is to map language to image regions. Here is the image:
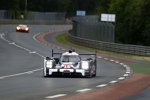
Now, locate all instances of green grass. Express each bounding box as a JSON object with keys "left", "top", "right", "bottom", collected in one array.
[
  {"left": 55, "top": 33, "right": 98, "bottom": 51},
  {"left": 129, "top": 63, "right": 150, "bottom": 74},
  {"left": 55, "top": 33, "right": 150, "bottom": 74},
  {"left": 55, "top": 32, "right": 68, "bottom": 44}
]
